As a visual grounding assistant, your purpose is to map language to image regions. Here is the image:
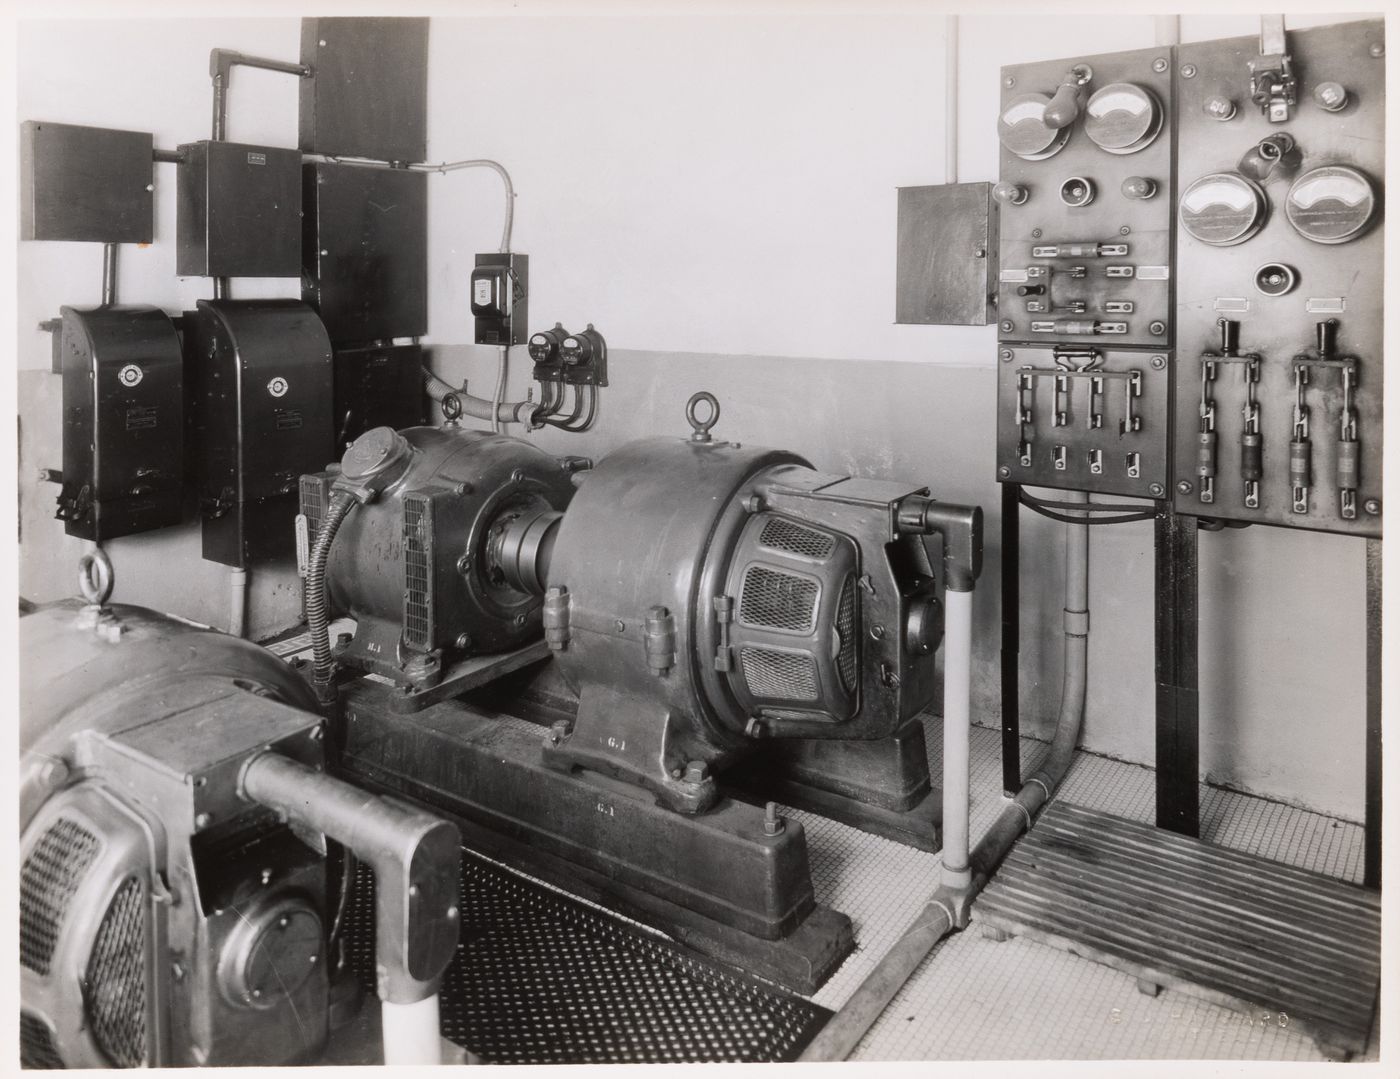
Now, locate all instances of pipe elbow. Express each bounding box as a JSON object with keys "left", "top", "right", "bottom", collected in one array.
[{"left": 901, "top": 498, "right": 984, "bottom": 592}]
